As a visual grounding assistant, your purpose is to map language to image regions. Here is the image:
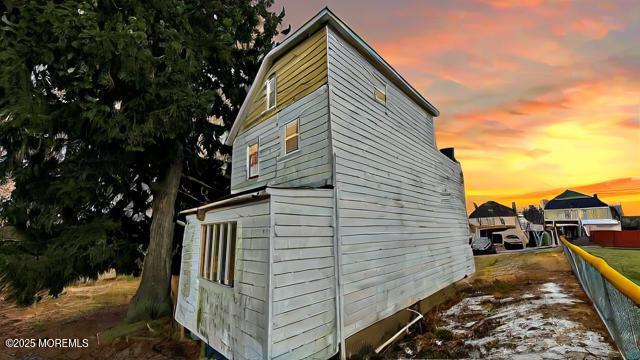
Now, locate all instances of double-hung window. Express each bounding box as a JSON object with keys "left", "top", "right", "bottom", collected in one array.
[
  {"left": 200, "top": 222, "right": 237, "bottom": 286},
  {"left": 284, "top": 119, "right": 299, "bottom": 155},
  {"left": 248, "top": 142, "right": 259, "bottom": 178},
  {"left": 266, "top": 74, "right": 276, "bottom": 110}
]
